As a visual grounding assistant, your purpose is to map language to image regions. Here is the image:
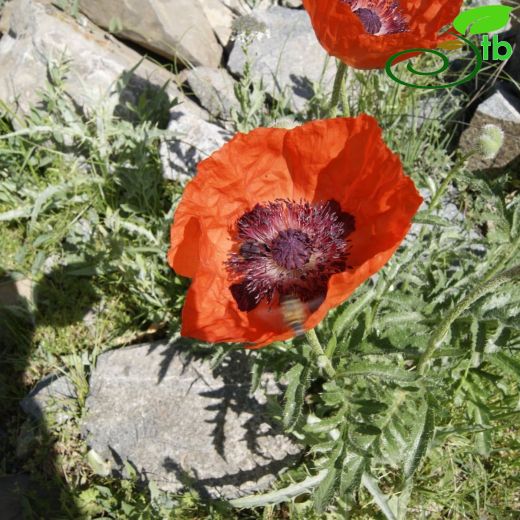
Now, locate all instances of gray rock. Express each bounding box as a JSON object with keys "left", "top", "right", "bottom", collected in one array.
[
  {"left": 182, "top": 66, "right": 239, "bottom": 120},
  {"left": 200, "top": 0, "right": 236, "bottom": 48},
  {"left": 0, "top": 0, "right": 198, "bottom": 119},
  {"left": 160, "top": 109, "right": 231, "bottom": 182},
  {"left": 0, "top": 277, "right": 33, "bottom": 306},
  {"left": 78, "top": 0, "right": 222, "bottom": 67},
  {"left": 20, "top": 374, "right": 77, "bottom": 424},
  {"left": 228, "top": 6, "right": 337, "bottom": 112},
  {"left": 477, "top": 88, "right": 520, "bottom": 124},
  {"left": 82, "top": 339, "right": 301, "bottom": 499}
]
